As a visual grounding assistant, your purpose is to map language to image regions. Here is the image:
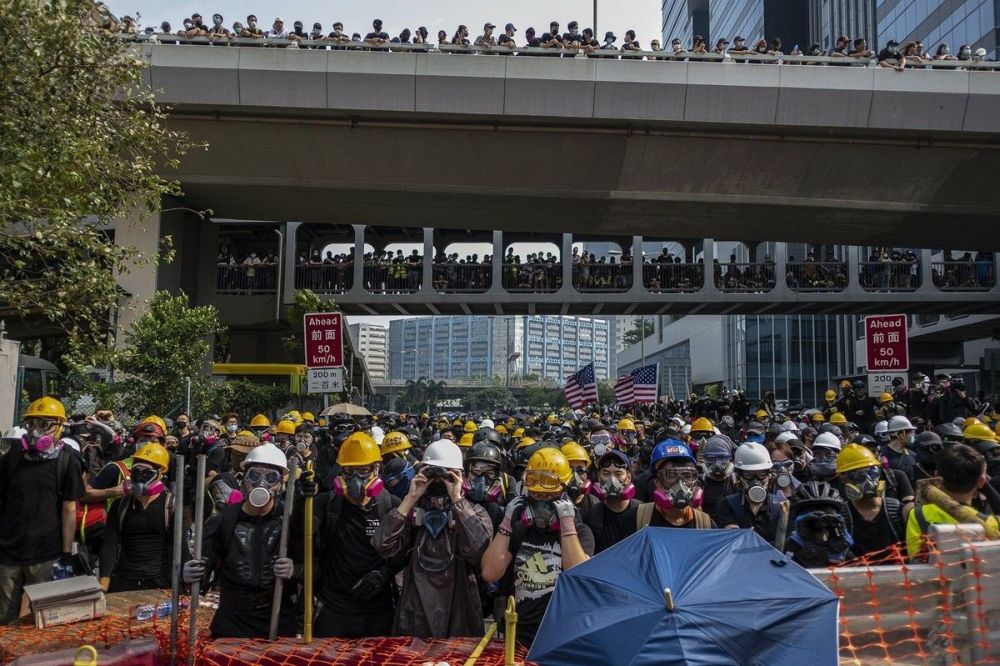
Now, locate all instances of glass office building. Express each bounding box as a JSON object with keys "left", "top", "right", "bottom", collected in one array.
[
  {"left": 808, "top": 0, "right": 878, "bottom": 52},
  {"left": 662, "top": 0, "right": 810, "bottom": 52},
  {"left": 877, "top": 0, "right": 997, "bottom": 58}
]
